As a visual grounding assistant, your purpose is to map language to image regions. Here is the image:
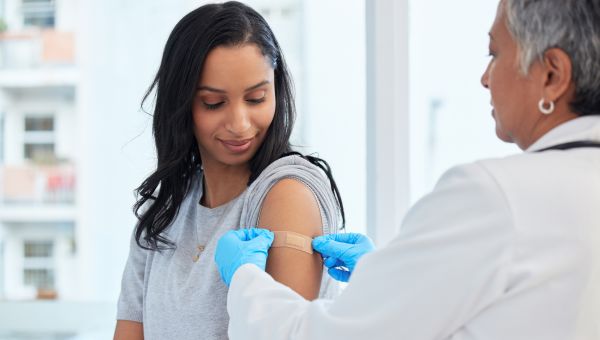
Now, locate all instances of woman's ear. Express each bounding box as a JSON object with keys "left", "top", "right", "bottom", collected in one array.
[{"left": 541, "top": 48, "right": 574, "bottom": 103}]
